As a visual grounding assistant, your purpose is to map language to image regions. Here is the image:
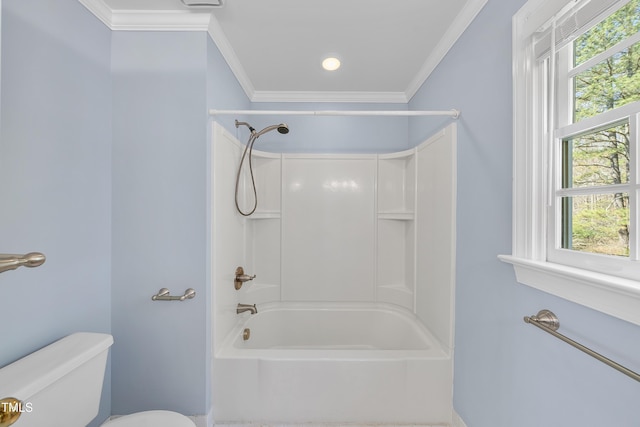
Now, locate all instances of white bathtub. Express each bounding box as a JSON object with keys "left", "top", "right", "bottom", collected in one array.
[{"left": 213, "top": 302, "right": 452, "bottom": 424}]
